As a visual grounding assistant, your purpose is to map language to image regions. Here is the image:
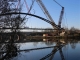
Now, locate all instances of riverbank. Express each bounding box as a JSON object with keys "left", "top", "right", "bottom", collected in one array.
[{"left": 25, "top": 35, "right": 80, "bottom": 39}]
